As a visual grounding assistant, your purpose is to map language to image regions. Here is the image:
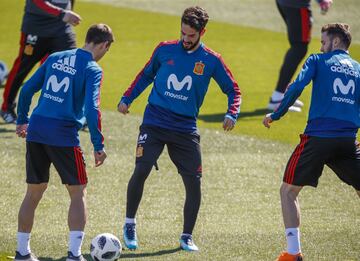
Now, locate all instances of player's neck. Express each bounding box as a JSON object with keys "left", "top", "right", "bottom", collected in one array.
[{"left": 82, "top": 44, "right": 95, "bottom": 59}]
